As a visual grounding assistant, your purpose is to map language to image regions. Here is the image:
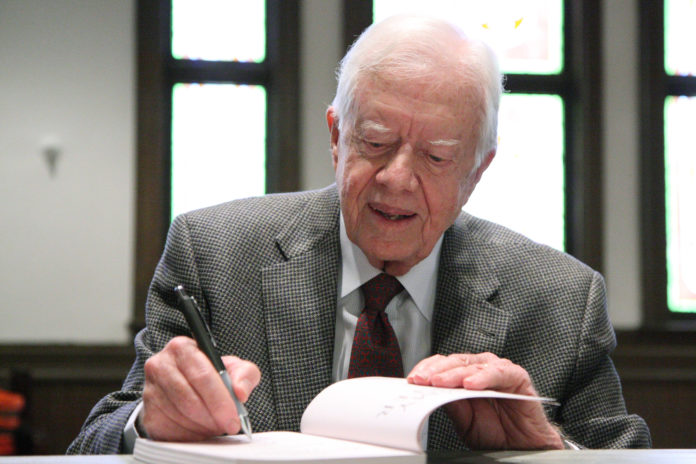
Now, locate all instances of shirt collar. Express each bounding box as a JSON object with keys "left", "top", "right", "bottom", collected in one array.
[{"left": 339, "top": 213, "right": 442, "bottom": 322}]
